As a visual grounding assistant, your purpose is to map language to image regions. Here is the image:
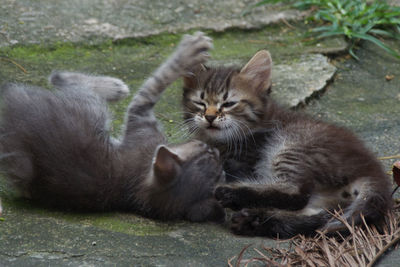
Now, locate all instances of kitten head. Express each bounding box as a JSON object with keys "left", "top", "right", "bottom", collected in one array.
[
  {"left": 182, "top": 50, "right": 272, "bottom": 143},
  {"left": 146, "top": 140, "right": 226, "bottom": 222}
]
